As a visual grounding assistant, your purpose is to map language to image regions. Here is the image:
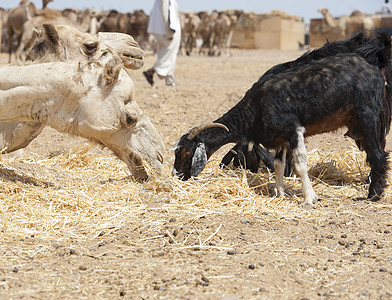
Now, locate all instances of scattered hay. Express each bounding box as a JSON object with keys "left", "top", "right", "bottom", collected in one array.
[{"left": 0, "top": 144, "right": 389, "bottom": 243}]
